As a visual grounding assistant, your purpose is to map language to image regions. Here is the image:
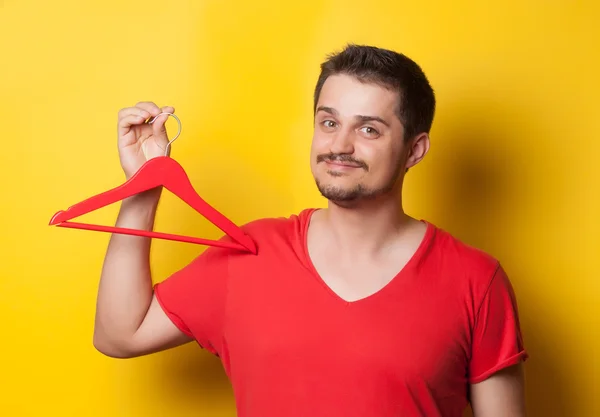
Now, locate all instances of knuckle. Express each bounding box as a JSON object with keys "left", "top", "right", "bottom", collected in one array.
[
  {"left": 118, "top": 107, "right": 137, "bottom": 118},
  {"left": 135, "top": 101, "right": 161, "bottom": 114}
]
